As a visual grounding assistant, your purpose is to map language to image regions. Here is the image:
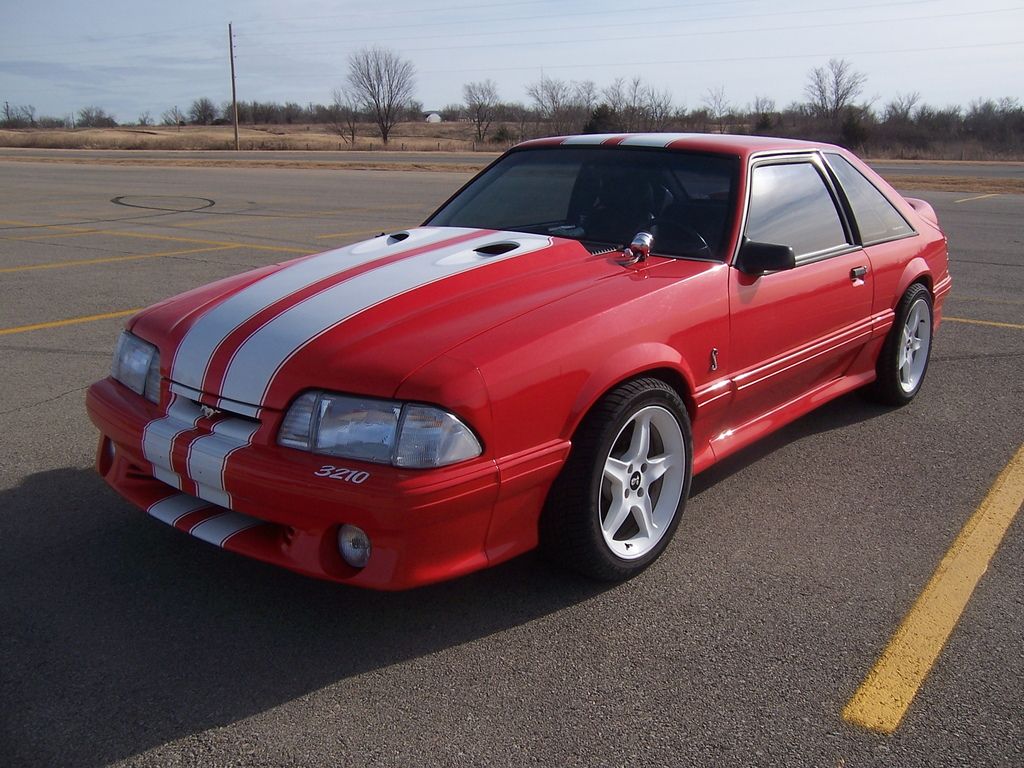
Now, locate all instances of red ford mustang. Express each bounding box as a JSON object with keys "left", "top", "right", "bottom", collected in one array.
[{"left": 86, "top": 134, "right": 951, "bottom": 589}]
